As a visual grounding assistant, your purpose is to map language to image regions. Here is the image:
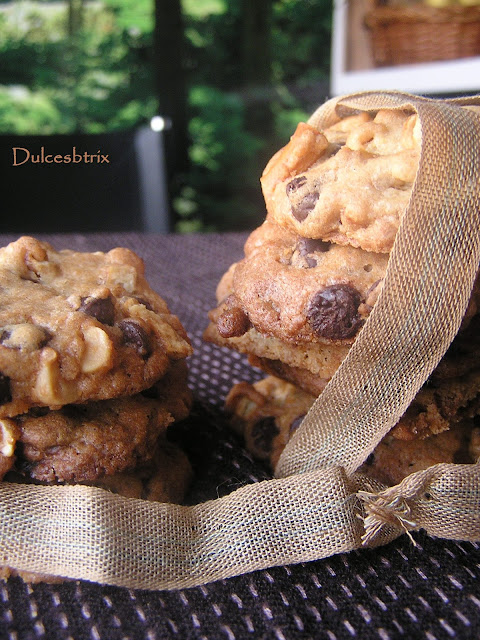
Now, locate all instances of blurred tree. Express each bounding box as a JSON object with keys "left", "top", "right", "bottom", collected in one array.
[
  {"left": 176, "top": 0, "right": 331, "bottom": 232},
  {"left": 174, "top": 85, "right": 262, "bottom": 232},
  {"left": 68, "top": 0, "right": 84, "bottom": 36},
  {"left": 0, "top": 0, "right": 157, "bottom": 133},
  {"left": 241, "top": 0, "right": 273, "bottom": 137}
]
